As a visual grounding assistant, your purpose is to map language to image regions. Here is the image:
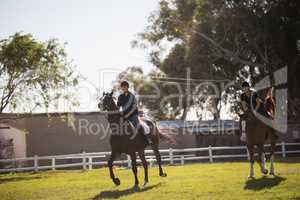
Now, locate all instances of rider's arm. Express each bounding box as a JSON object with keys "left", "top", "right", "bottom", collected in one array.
[
  {"left": 240, "top": 94, "right": 248, "bottom": 112},
  {"left": 117, "top": 96, "right": 122, "bottom": 107},
  {"left": 254, "top": 94, "right": 263, "bottom": 112},
  {"left": 124, "top": 95, "right": 138, "bottom": 119},
  {"left": 241, "top": 101, "right": 249, "bottom": 112},
  {"left": 266, "top": 98, "right": 275, "bottom": 116}
]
